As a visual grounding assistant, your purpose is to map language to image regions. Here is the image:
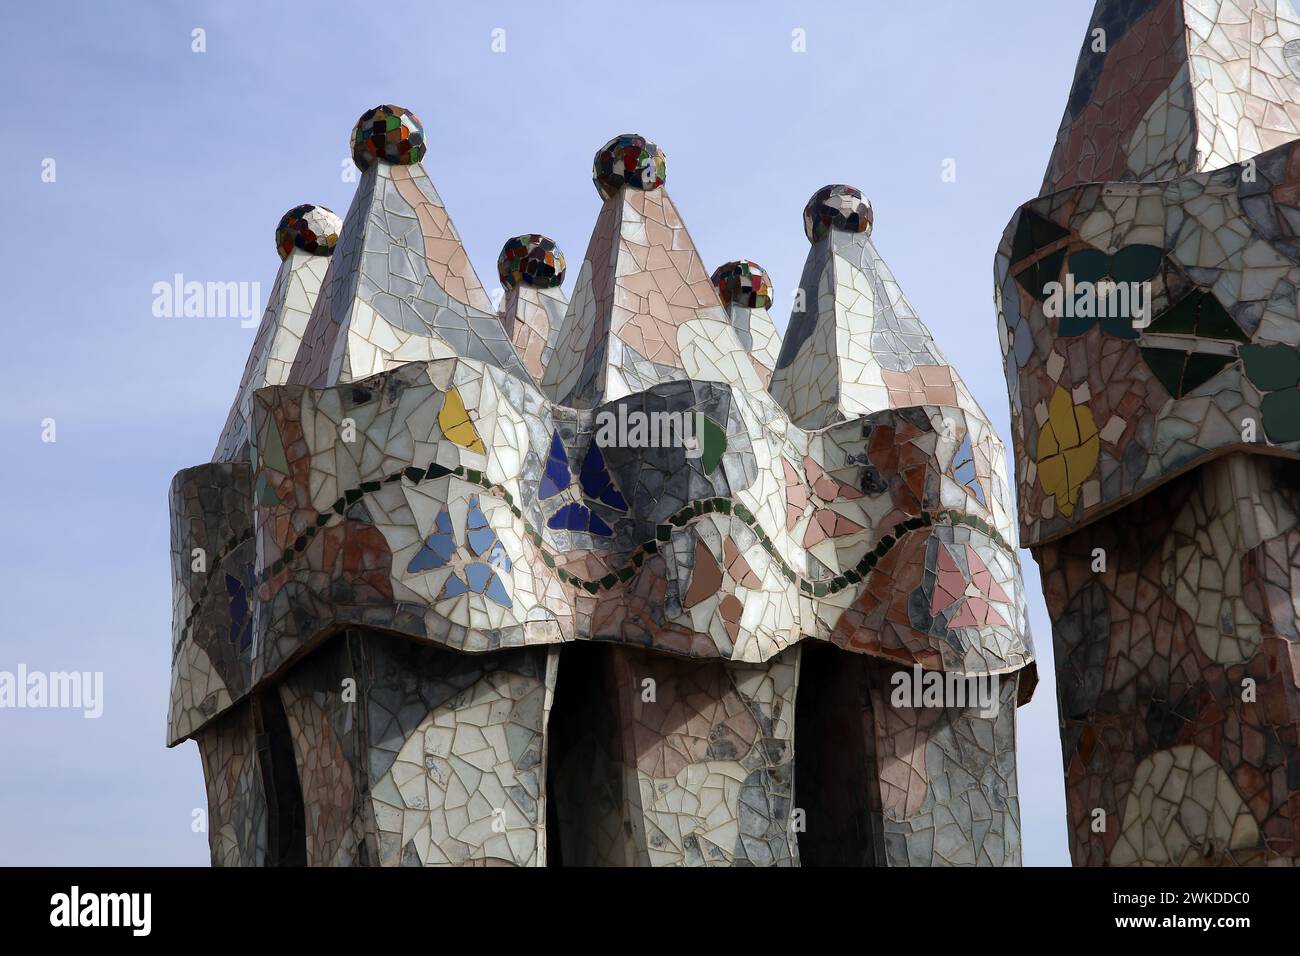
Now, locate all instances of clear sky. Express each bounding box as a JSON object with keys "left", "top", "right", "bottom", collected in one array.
[{"left": 0, "top": 0, "right": 1097, "bottom": 865}]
